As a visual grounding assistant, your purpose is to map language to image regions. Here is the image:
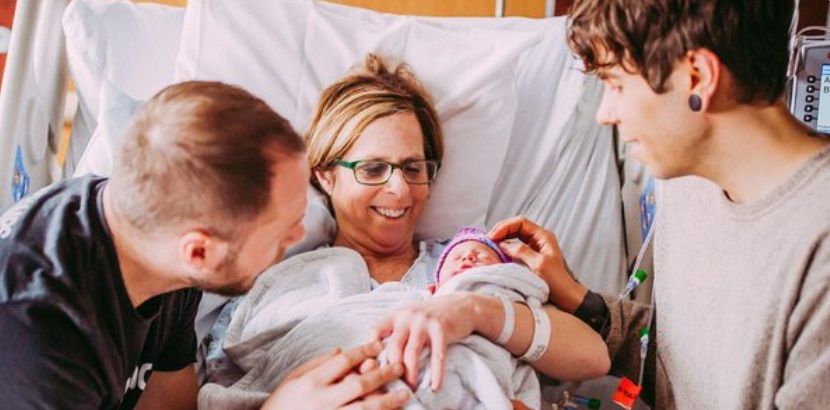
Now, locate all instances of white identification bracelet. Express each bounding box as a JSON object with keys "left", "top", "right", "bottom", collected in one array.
[
  {"left": 519, "top": 301, "right": 551, "bottom": 363},
  {"left": 495, "top": 295, "right": 515, "bottom": 345}
]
